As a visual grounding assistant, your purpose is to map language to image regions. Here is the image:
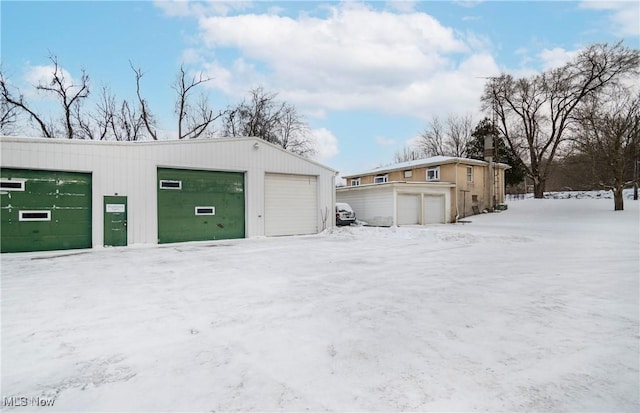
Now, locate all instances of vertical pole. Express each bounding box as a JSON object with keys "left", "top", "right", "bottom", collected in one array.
[
  {"left": 489, "top": 157, "right": 494, "bottom": 210},
  {"left": 634, "top": 160, "right": 639, "bottom": 201}
]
